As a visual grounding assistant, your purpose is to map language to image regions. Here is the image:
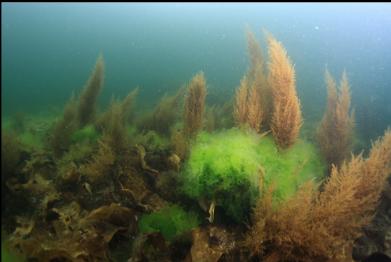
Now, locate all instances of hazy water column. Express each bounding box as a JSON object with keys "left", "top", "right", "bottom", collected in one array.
[{"left": 2, "top": 3, "right": 390, "bottom": 142}]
